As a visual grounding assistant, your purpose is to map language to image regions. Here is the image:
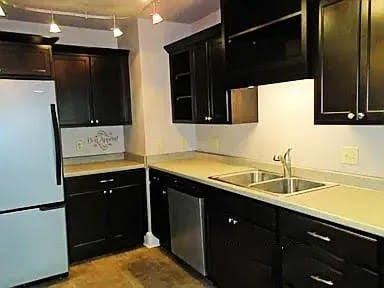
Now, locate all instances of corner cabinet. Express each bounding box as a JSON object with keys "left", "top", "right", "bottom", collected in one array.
[
  {"left": 165, "top": 25, "right": 258, "bottom": 125},
  {"left": 53, "top": 45, "right": 132, "bottom": 127},
  {"left": 315, "top": 0, "right": 384, "bottom": 124},
  {"left": 221, "top": 0, "right": 318, "bottom": 88}
]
